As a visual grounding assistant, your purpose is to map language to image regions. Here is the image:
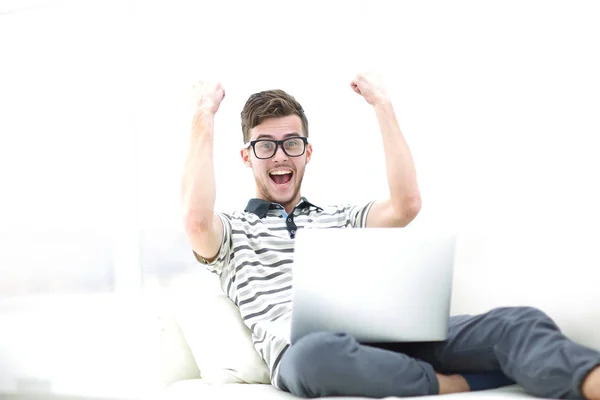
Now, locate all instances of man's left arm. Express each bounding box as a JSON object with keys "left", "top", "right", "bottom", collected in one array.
[{"left": 351, "top": 73, "right": 421, "bottom": 228}]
